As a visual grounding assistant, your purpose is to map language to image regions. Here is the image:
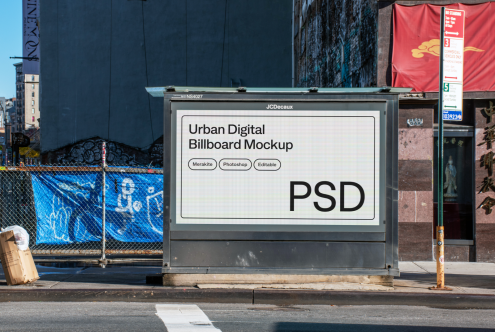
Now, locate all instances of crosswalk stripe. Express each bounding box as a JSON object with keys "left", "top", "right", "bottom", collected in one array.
[{"left": 155, "top": 304, "right": 221, "bottom": 331}]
